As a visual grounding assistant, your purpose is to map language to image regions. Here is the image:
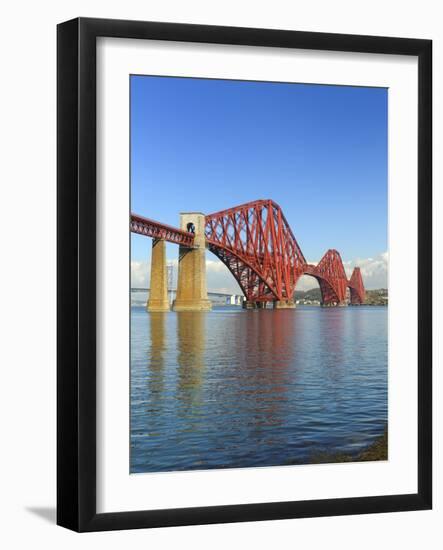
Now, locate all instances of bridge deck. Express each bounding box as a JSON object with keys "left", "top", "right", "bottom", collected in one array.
[{"left": 130, "top": 213, "right": 195, "bottom": 247}]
